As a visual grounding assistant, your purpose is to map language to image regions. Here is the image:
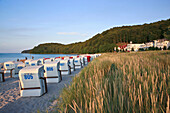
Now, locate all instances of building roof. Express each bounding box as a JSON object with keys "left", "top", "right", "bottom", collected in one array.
[{"left": 119, "top": 44, "right": 127, "bottom": 49}]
